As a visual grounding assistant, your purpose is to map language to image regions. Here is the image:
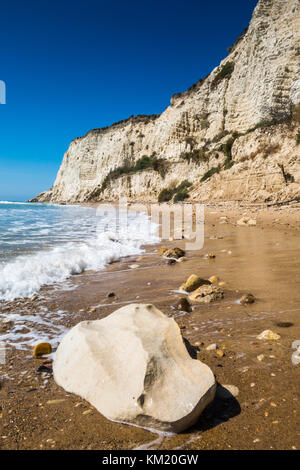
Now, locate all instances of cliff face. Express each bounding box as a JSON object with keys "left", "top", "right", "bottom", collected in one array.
[{"left": 34, "top": 0, "right": 300, "bottom": 204}]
